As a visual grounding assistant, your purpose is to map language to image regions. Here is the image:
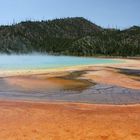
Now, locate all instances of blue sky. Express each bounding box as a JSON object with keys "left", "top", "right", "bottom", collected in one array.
[{"left": 0, "top": 0, "right": 139, "bottom": 28}]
